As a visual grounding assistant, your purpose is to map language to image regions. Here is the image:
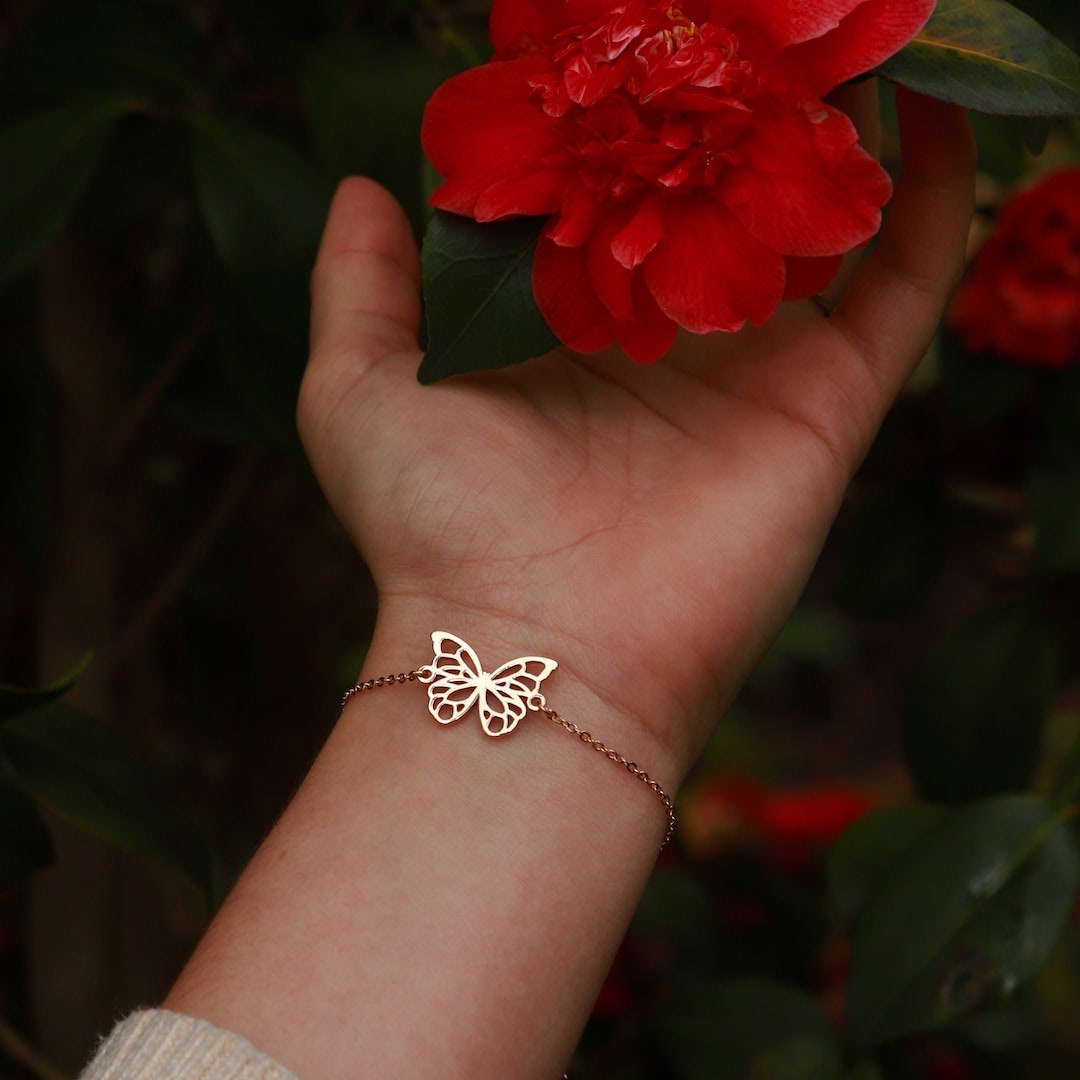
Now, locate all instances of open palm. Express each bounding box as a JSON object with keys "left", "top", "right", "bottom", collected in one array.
[{"left": 299, "top": 89, "right": 975, "bottom": 779}]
